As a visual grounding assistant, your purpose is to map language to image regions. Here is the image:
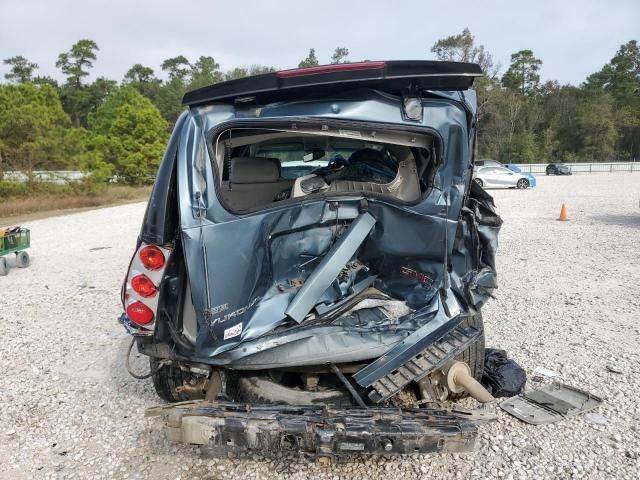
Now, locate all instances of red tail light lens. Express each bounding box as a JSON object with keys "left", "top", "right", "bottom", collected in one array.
[
  {"left": 139, "top": 245, "right": 165, "bottom": 270},
  {"left": 127, "top": 301, "right": 154, "bottom": 325},
  {"left": 131, "top": 274, "right": 158, "bottom": 298}
]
